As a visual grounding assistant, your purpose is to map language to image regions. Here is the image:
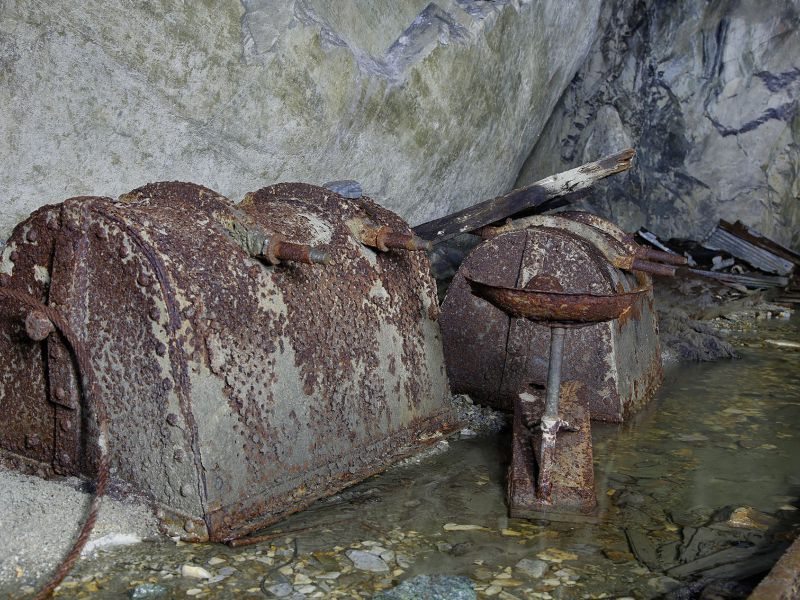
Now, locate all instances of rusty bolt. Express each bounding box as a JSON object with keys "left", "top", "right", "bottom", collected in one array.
[
  {"left": 94, "top": 226, "right": 108, "bottom": 240},
  {"left": 9, "top": 250, "right": 19, "bottom": 262},
  {"left": 137, "top": 272, "right": 152, "bottom": 287},
  {"left": 118, "top": 245, "right": 130, "bottom": 258},
  {"left": 25, "top": 229, "right": 38, "bottom": 243},
  {"left": 166, "top": 413, "right": 179, "bottom": 426},
  {"left": 54, "top": 387, "right": 67, "bottom": 402},
  {"left": 25, "top": 433, "right": 41, "bottom": 449},
  {"left": 25, "top": 310, "right": 55, "bottom": 341},
  {"left": 261, "top": 234, "right": 330, "bottom": 266}
]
